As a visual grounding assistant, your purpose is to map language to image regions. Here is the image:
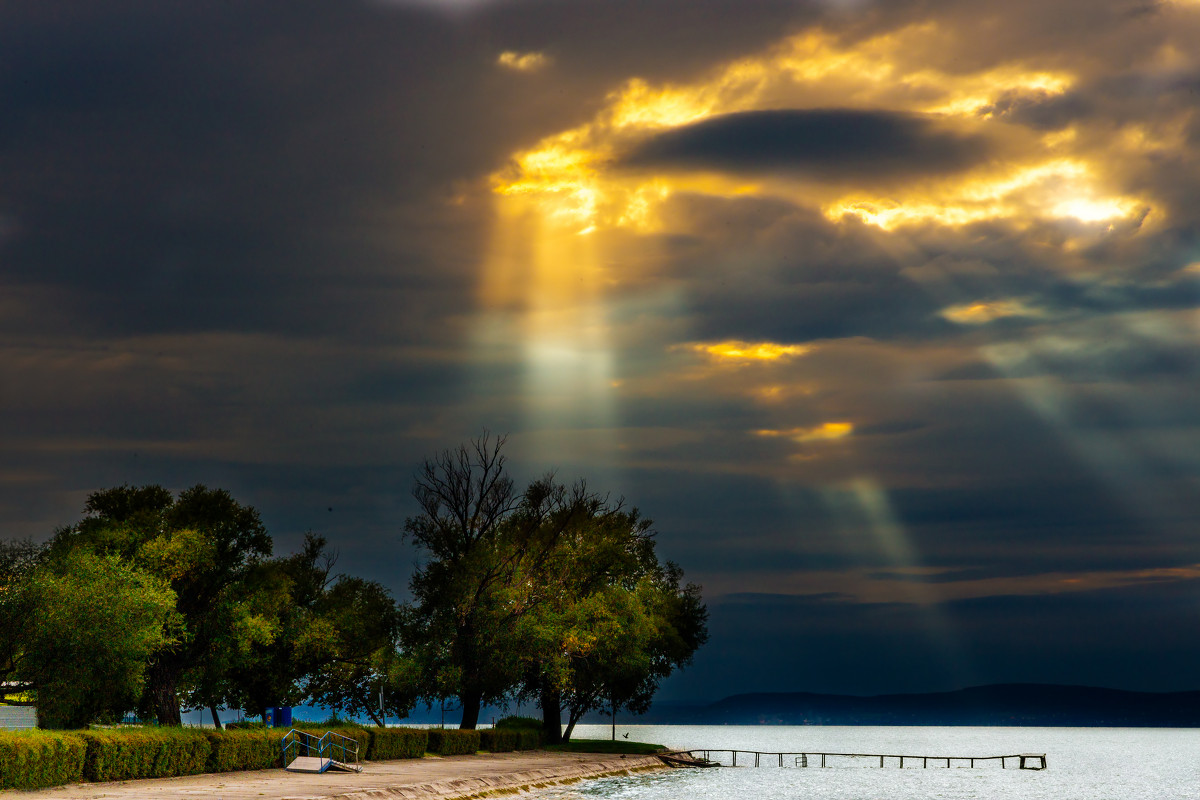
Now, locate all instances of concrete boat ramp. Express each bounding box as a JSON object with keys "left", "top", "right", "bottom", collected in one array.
[{"left": 1, "top": 752, "right": 667, "bottom": 800}]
